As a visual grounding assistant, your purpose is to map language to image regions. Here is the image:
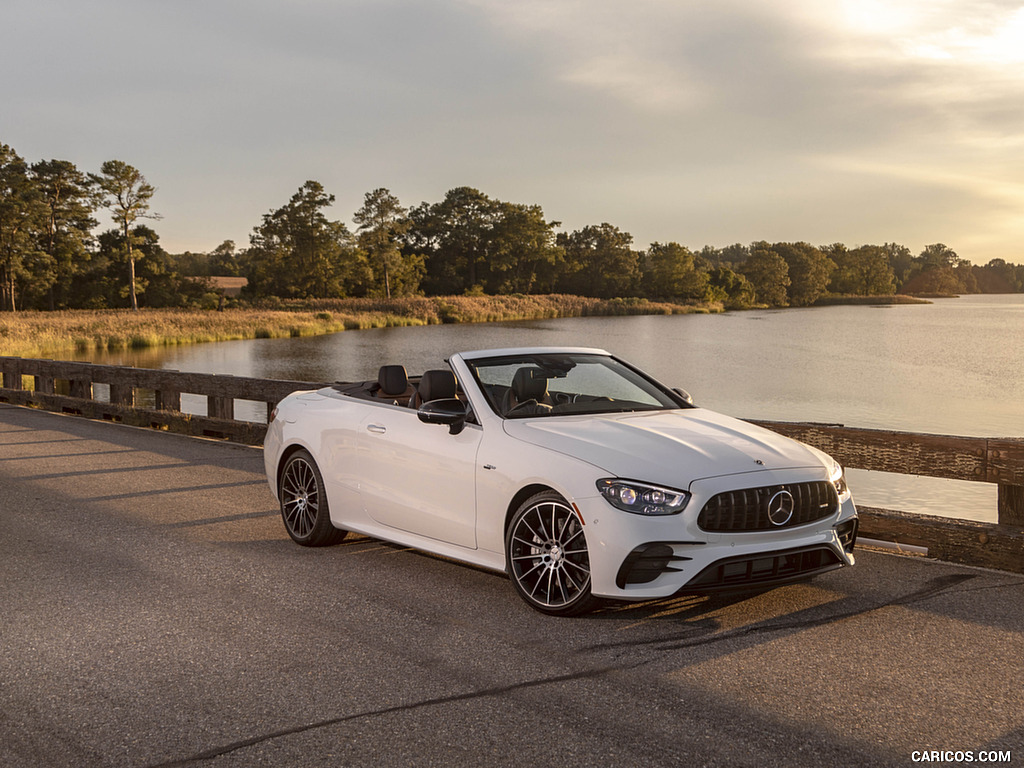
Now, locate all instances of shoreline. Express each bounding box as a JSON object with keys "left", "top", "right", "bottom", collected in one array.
[
  {"left": 811, "top": 294, "right": 933, "bottom": 306},
  {"left": 0, "top": 292, "right": 931, "bottom": 360}
]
